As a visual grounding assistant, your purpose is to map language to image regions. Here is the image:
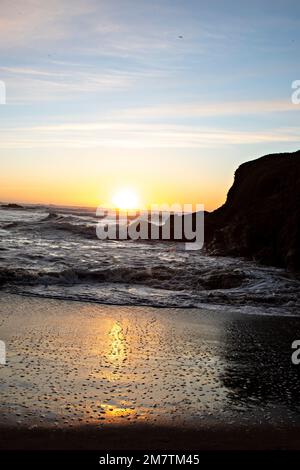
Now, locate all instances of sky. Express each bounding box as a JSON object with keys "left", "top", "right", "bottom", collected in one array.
[{"left": 1, "top": 0, "right": 300, "bottom": 211}]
